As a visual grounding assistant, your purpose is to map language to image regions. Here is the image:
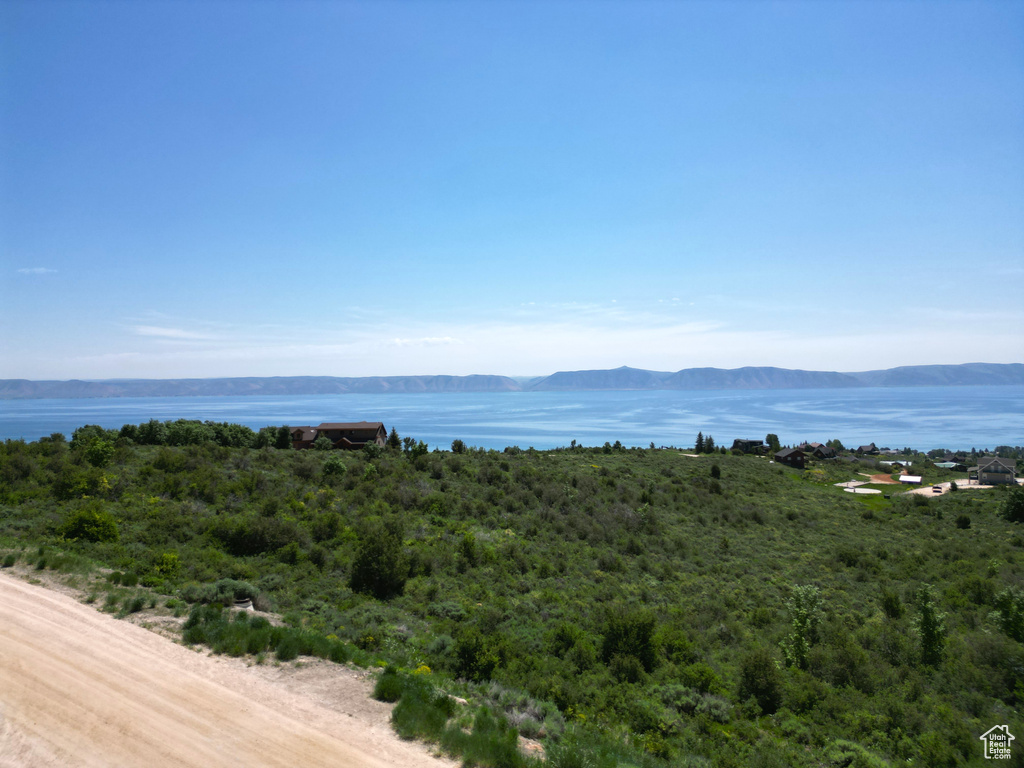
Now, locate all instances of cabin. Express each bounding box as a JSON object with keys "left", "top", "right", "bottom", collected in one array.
[
  {"left": 969, "top": 457, "right": 1018, "bottom": 486},
  {"left": 812, "top": 444, "right": 838, "bottom": 460},
  {"left": 857, "top": 443, "right": 879, "bottom": 455},
  {"left": 731, "top": 439, "right": 766, "bottom": 454},
  {"left": 775, "top": 448, "right": 806, "bottom": 469},
  {"left": 899, "top": 475, "right": 923, "bottom": 485},
  {"left": 290, "top": 422, "right": 387, "bottom": 451}
]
